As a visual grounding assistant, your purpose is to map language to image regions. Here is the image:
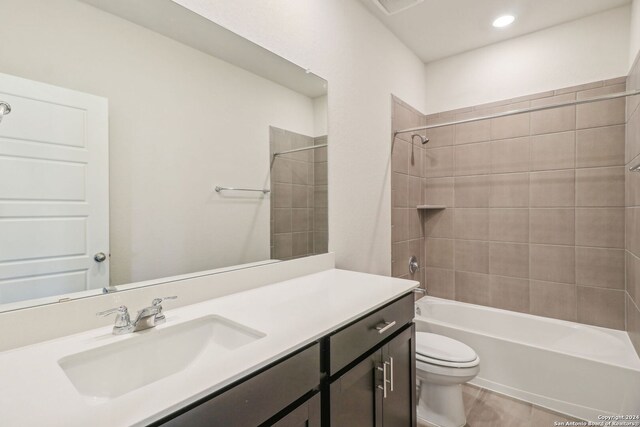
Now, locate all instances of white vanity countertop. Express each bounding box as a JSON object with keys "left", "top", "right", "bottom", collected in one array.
[{"left": 0, "top": 268, "right": 417, "bottom": 427}]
